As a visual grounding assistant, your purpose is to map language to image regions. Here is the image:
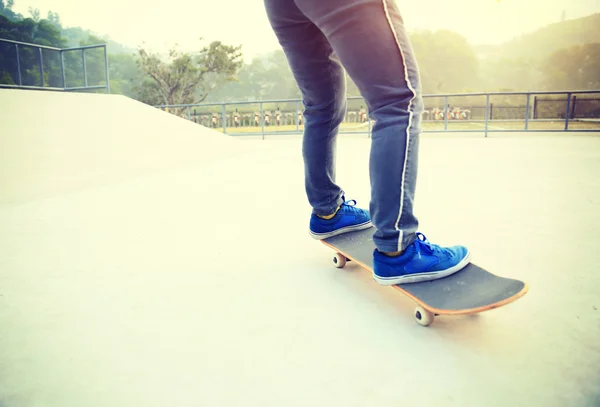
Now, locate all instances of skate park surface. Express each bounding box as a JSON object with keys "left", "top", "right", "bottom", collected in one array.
[{"left": 1, "top": 89, "right": 599, "bottom": 407}]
